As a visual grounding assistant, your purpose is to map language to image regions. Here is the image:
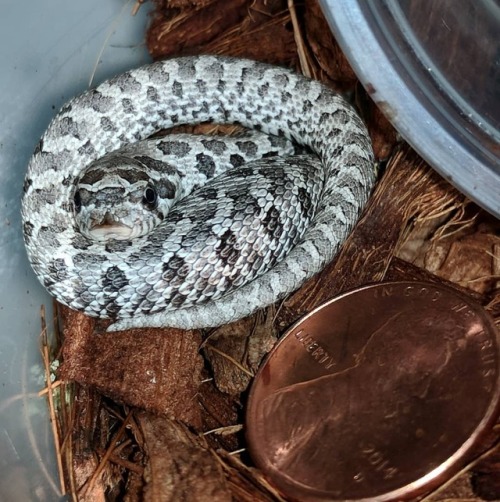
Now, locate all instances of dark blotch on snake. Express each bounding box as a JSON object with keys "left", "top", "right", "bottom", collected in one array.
[
  {"left": 62, "top": 174, "right": 75, "bottom": 187},
  {"left": 272, "top": 73, "right": 290, "bottom": 87},
  {"left": 297, "top": 185, "right": 312, "bottom": 215},
  {"left": 147, "top": 65, "right": 170, "bottom": 86},
  {"left": 216, "top": 229, "right": 240, "bottom": 261},
  {"left": 38, "top": 225, "right": 64, "bottom": 249},
  {"left": 73, "top": 252, "right": 106, "bottom": 267},
  {"left": 23, "top": 221, "right": 34, "bottom": 241},
  {"left": 201, "top": 101, "right": 210, "bottom": 115},
  {"left": 195, "top": 153, "right": 216, "bottom": 177},
  {"left": 34, "top": 188, "right": 56, "bottom": 205},
  {"left": 34, "top": 139, "right": 44, "bottom": 155},
  {"left": 236, "top": 140, "right": 258, "bottom": 156},
  {"left": 162, "top": 256, "right": 187, "bottom": 283},
  {"left": 78, "top": 140, "right": 97, "bottom": 157},
  {"left": 177, "top": 60, "right": 196, "bottom": 80},
  {"left": 302, "top": 100, "right": 313, "bottom": 114},
  {"left": 61, "top": 201, "right": 72, "bottom": 214},
  {"left": 235, "top": 81, "right": 244, "bottom": 95},
  {"left": 326, "top": 145, "right": 343, "bottom": 159},
  {"left": 101, "top": 116, "right": 117, "bottom": 133},
  {"left": 122, "top": 98, "right": 135, "bottom": 114},
  {"left": 166, "top": 255, "right": 186, "bottom": 272},
  {"left": 201, "top": 138, "right": 227, "bottom": 155},
  {"left": 105, "top": 240, "right": 132, "bottom": 253},
  {"left": 195, "top": 79, "right": 207, "bottom": 94},
  {"left": 258, "top": 83, "right": 270, "bottom": 97},
  {"left": 83, "top": 90, "right": 113, "bottom": 113},
  {"left": 71, "top": 234, "right": 93, "bottom": 251},
  {"left": 102, "top": 266, "right": 129, "bottom": 292},
  {"left": 56, "top": 117, "right": 80, "bottom": 139},
  {"left": 79, "top": 167, "right": 108, "bottom": 185},
  {"left": 47, "top": 258, "right": 69, "bottom": 281},
  {"left": 348, "top": 132, "right": 372, "bottom": 151},
  {"left": 230, "top": 154, "right": 245, "bottom": 167},
  {"left": 113, "top": 166, "right": 150, "bottom": 184},
  {"left": 161, "top": 266, "right": 176, "bottom": 283},
  {"left": 147, "top": 86, "right": 160, "bottom": 103},
  {"left": 43, "top": 275, "right": 55, "bottom": 289},
  {"left": 294, "top": 78, "right": 311, "bottom": 94},
  {"left": 200, "top": 199, "right": 218, "bottom": 221},
  {"left": 261, "top": 206, "right": 282, "bottom": 233},
  {"left": 157, "top": 140, "right": 191, "bottom": 157},
  {"left": 157, "top": 179, "right": 176, "bottom": 200},
  {"left": 23, "top": 177, "right": 33, "bottom": 193},
  {"left": 59, "top": 102, "right": 73, "bottom": 115},
  {"left": 134, "top": 155, "right": 177, "bottom": 176},
  {"left": 206, "top": 60, "right": 224, "bottom": 79},
  {"left": 320, "top": 112, "right": 337, "bottom": 126},
  {"left": 330, "top": 107, "right": 350, "bottom": 125},
  {"left": 170, "top": 292, "right": 188, "bottom": 308},
  {"left": 203, "top": 187, "right": 218, "bottom": 201},
  {"left": 281, "top": 91, "right": 292, "bottom": 104},
  {"left": 172, "top": 81, "right": 183, "bottom": 98},
  {"left": 117, "top": 74, "right": 141, "bottom": 94},
  {"left": 262, "top": 151, "right": 279, "bottom": 158}
]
